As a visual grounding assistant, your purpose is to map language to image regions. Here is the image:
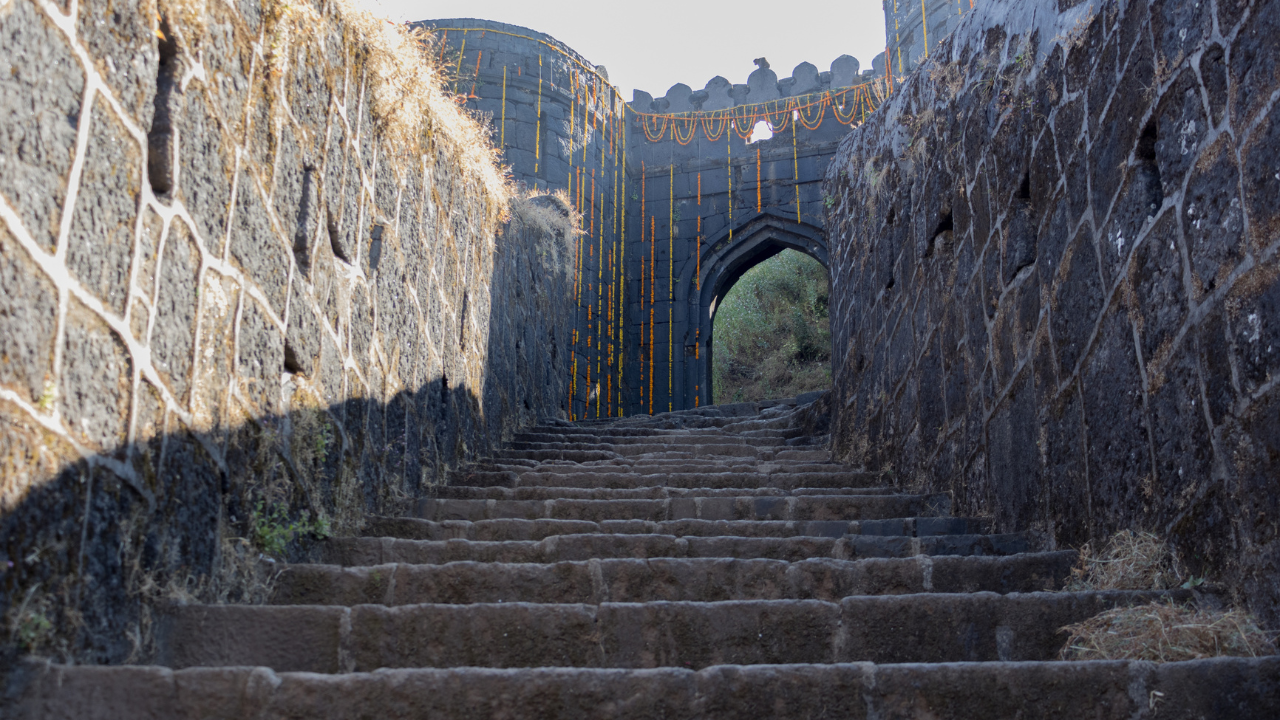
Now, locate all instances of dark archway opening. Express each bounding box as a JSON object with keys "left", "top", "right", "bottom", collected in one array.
[
  {"left": 688, "top": 213, "right": 830, "bottom": 408},
  {"left": 711, "top": 249, "right": 831, "bottom": 404}
]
